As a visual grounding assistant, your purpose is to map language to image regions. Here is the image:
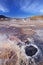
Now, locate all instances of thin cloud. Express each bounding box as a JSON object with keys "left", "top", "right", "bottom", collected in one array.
[
  {"left": 40, "top": 9, "right": 43, "bottom": 13},
  {"left": 0, "top": 4, "right": 9, "bottom": 12},
  {"left": 20, "top": 0, "right": 43, "bottom": 14}
]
